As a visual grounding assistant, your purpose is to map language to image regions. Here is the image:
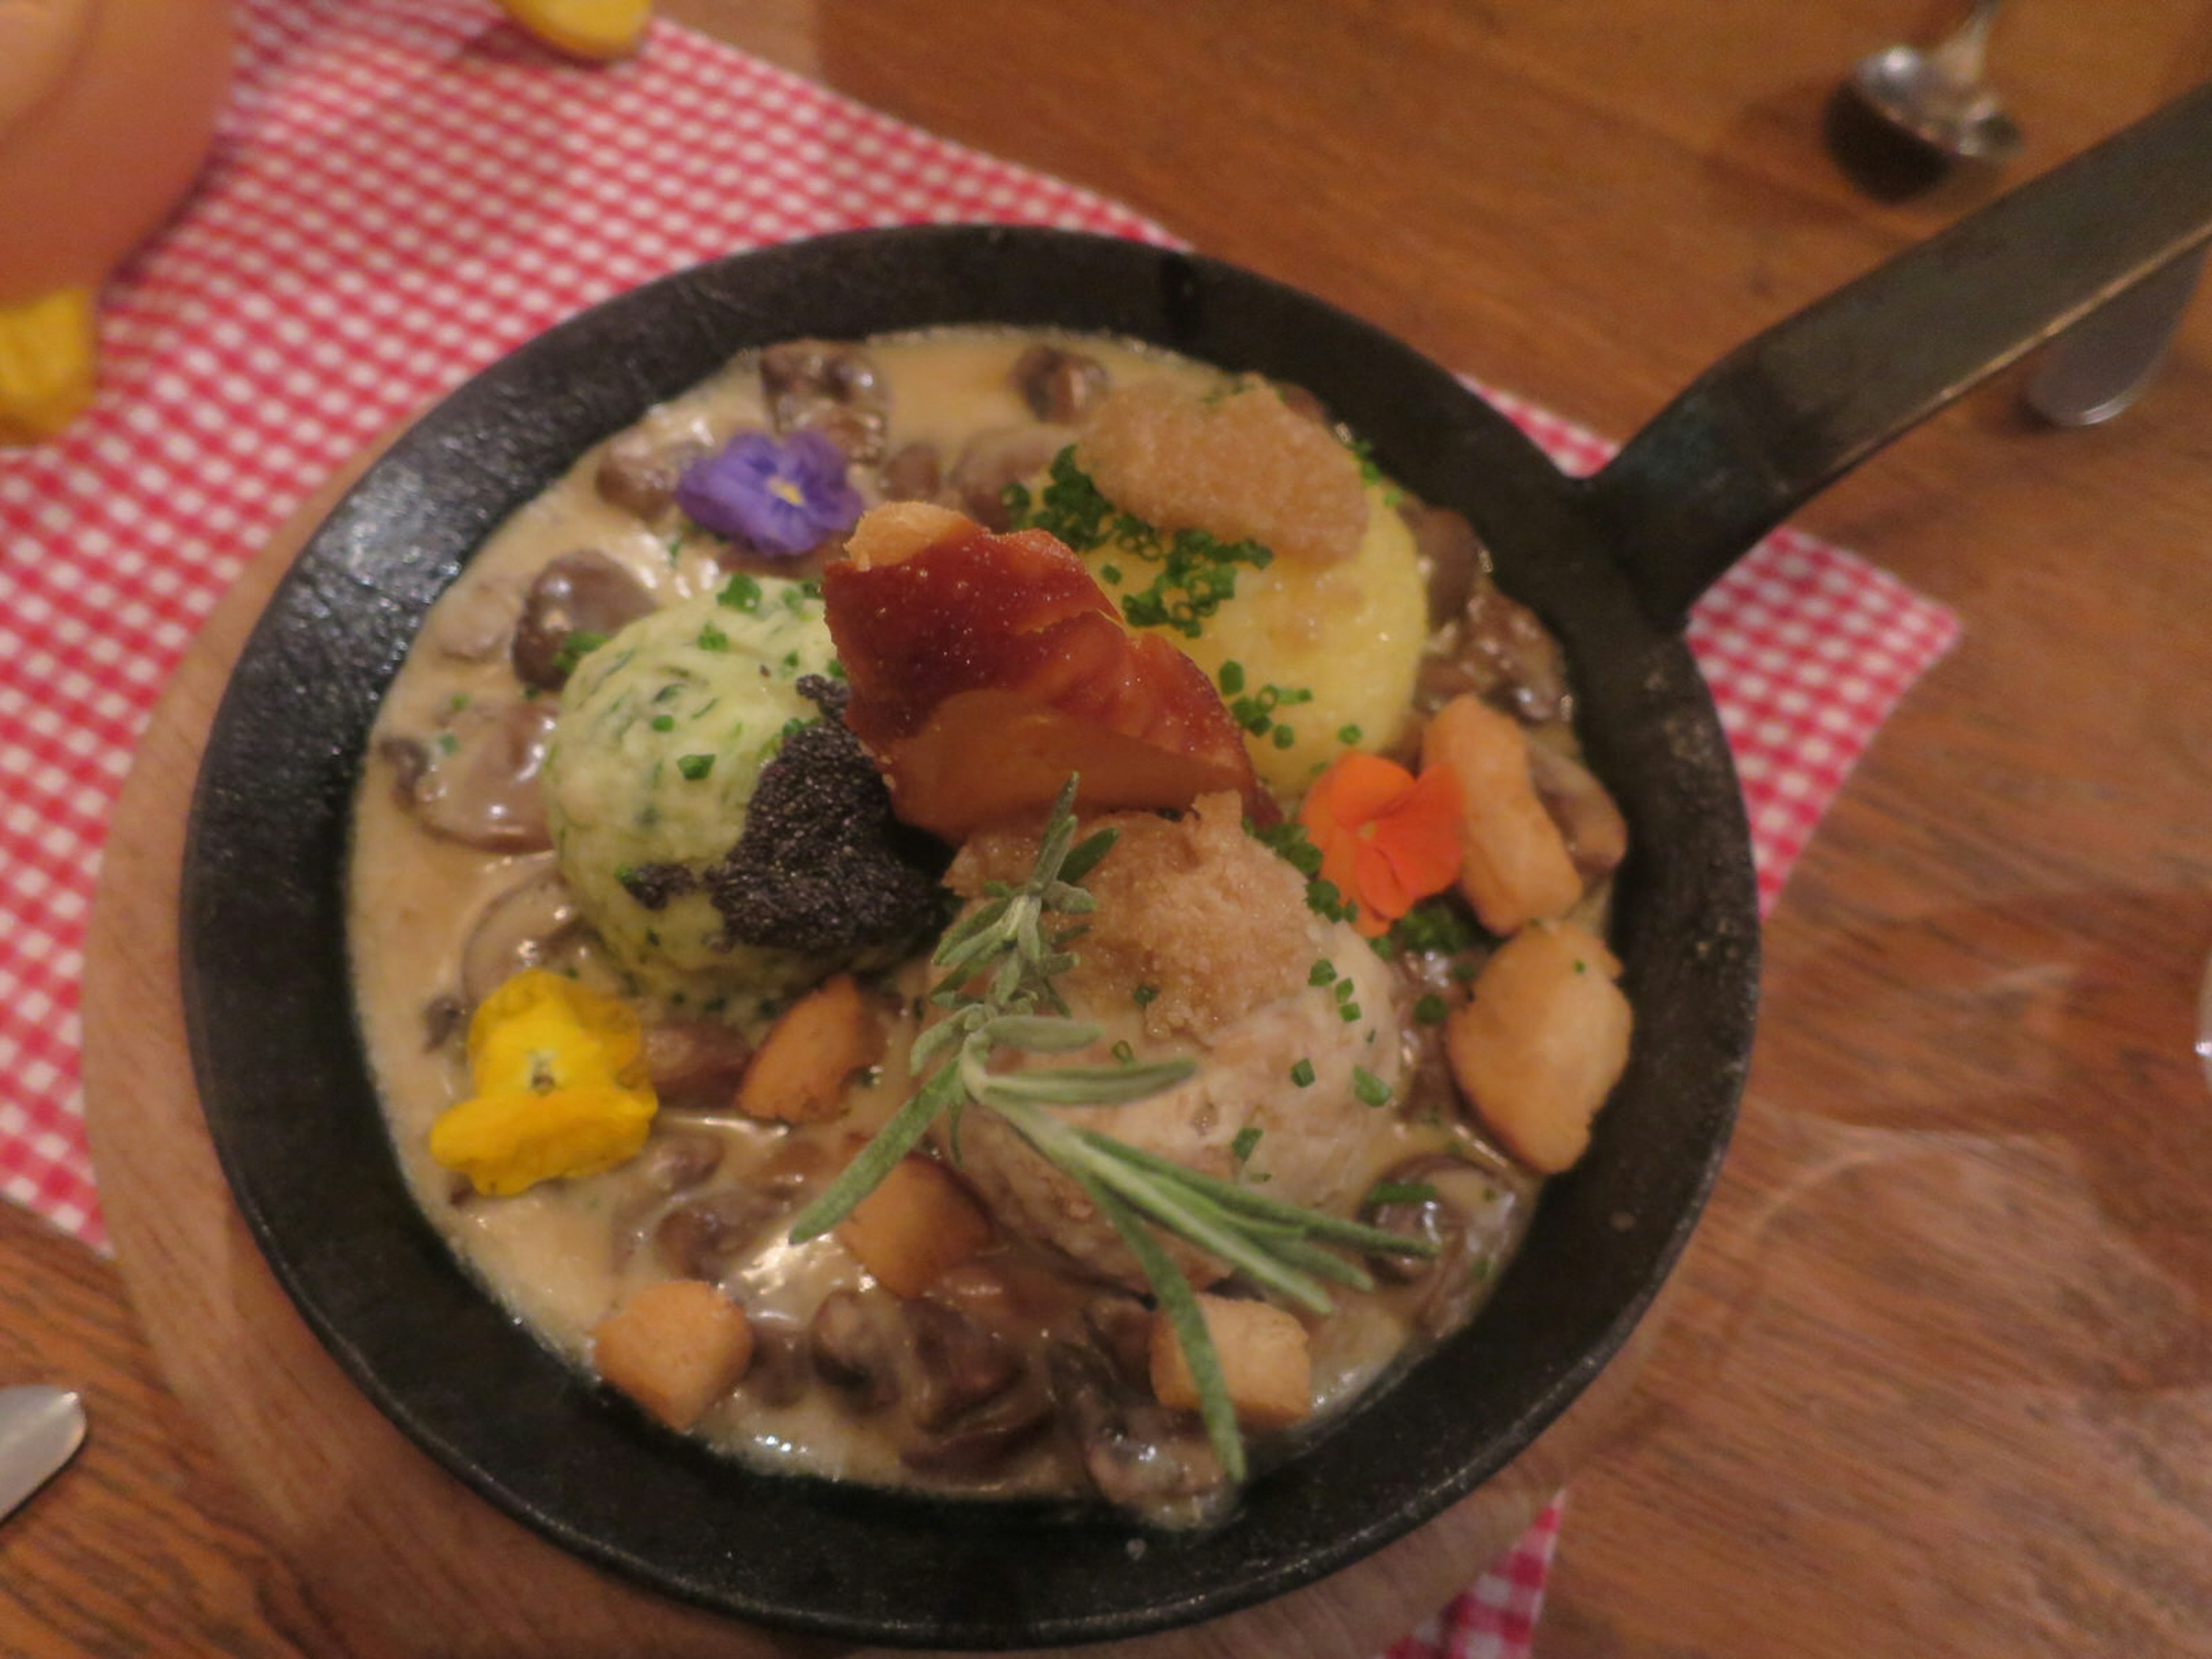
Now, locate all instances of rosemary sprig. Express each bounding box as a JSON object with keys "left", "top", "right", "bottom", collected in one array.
[{"left": 784, "top": 777, "right": 1438, "bottom": 1479}]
